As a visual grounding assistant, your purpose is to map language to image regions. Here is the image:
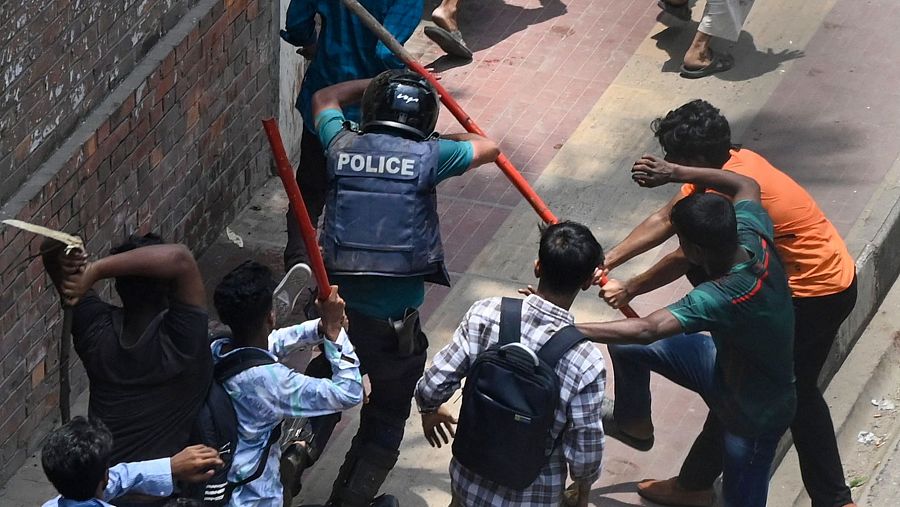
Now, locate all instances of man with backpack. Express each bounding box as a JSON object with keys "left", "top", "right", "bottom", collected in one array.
[
  {"left": 414, "top": 221, "right": 607, "bottom": 507},
  {"left": 207, "top": 260, "right": 363, "bottom": 506}
]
